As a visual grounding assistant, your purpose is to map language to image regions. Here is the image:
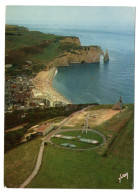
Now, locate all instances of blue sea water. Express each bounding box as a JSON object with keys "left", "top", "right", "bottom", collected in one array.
[{"left": 24, "top": 24, "right": 135, "bottom": 104}]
